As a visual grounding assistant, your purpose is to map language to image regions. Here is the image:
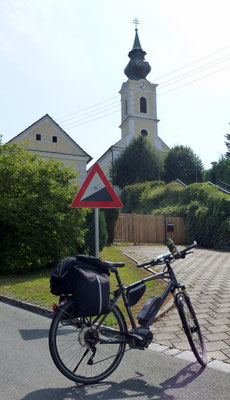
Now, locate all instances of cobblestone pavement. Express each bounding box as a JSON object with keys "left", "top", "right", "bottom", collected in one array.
[{"left": 119, "top": 245, "right": 230, "bottom": 364}]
